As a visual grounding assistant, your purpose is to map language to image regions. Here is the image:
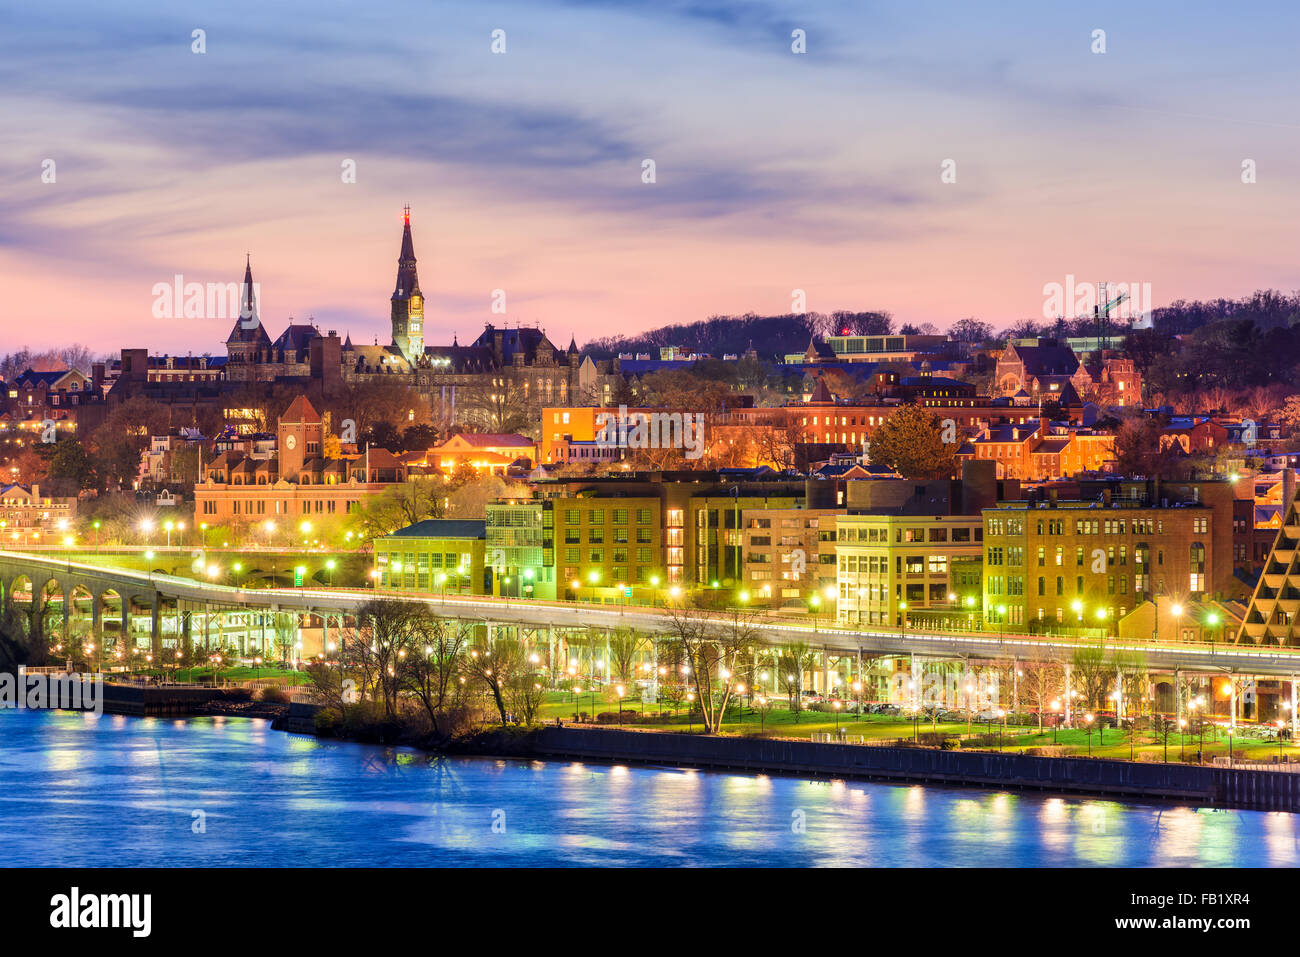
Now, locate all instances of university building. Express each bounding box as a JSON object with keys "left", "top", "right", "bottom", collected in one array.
[
  {"left": 195, "top": 396, "right": 406, "bottom": 531},
  {"left": 220, "top": 210, "right": 617, "bottom": 432}
]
